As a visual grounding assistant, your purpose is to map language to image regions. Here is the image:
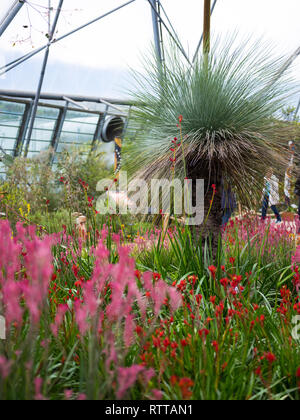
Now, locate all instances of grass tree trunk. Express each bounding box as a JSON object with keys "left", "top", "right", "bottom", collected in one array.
[
  {"left": 187, "top": 163, "right": 223, "bottom": 262},
  {"left": 203, "top": 0, "right": 211, "bottom": 55}
]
